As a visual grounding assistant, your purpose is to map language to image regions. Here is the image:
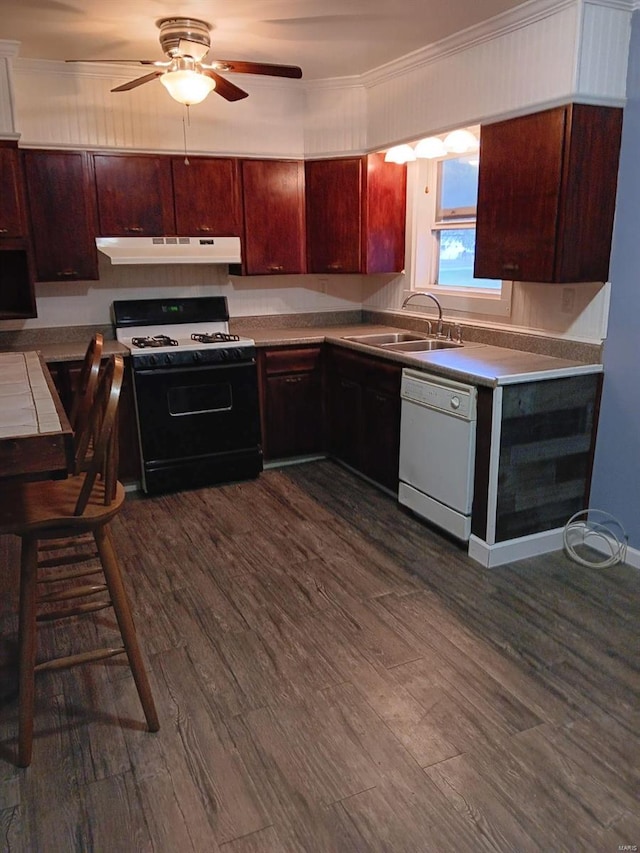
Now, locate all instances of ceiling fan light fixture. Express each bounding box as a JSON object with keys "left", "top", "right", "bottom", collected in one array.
[{"left": 160, "top": 67, "right": 216, "bottom": 105}]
